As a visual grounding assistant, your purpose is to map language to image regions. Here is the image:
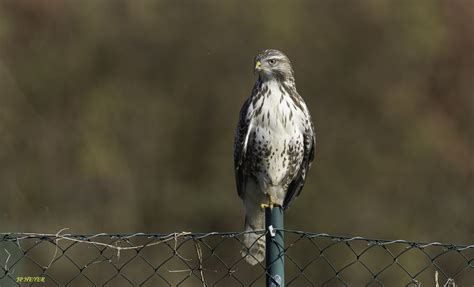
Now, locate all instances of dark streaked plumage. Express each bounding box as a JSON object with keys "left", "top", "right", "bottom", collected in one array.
[{"left": 234, "top": 49, "right": 316, "bottom": 265}]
